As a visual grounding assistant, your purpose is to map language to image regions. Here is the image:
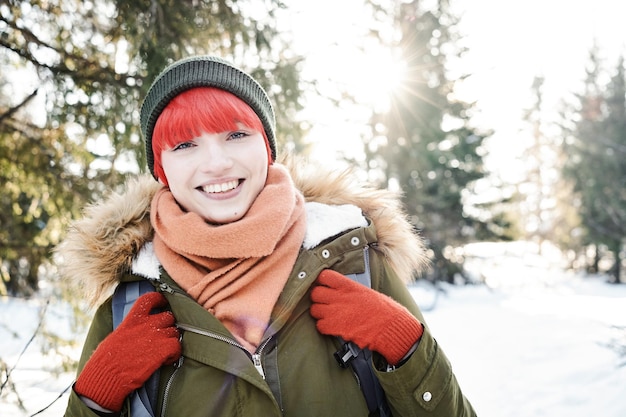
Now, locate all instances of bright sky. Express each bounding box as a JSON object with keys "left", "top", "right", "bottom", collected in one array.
[
  {"left": 13, "top": 0, "right": 625, "bottom": 178},
  {"left": 452, "top": 0, "right": 626, "bottom": 181},
  {"left": 285, "top": 0, "right": 626, "bottom": 177}
]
